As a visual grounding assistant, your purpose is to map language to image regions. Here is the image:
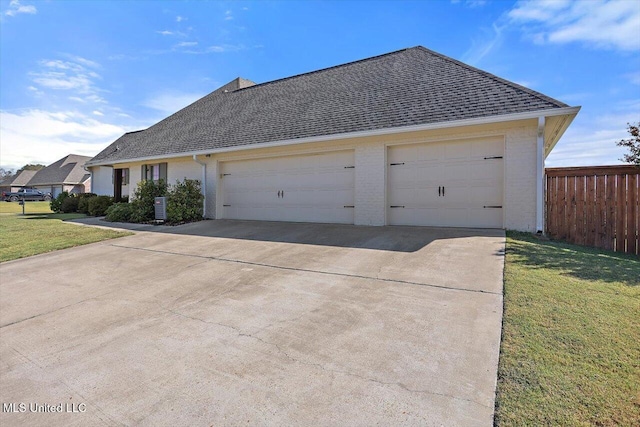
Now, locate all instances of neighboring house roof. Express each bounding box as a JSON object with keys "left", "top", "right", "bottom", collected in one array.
[
  {"left": 0, "top": 170, "right": 37, "bottom": 187},
  {"left": 90, "top": 46, "right": 571, "bottom": 165},
  {"left": 29, "top": 154, "right": 92, "bottom": 186}
]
